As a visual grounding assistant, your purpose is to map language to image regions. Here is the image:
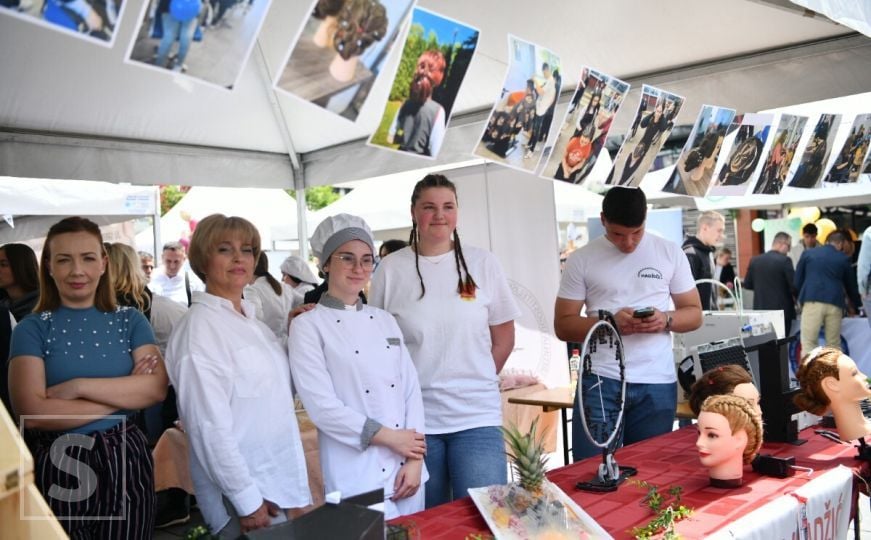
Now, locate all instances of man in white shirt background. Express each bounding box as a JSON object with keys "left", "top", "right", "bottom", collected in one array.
[{"left": 150, "top": 241, "right": 203, "bottom": 306}]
